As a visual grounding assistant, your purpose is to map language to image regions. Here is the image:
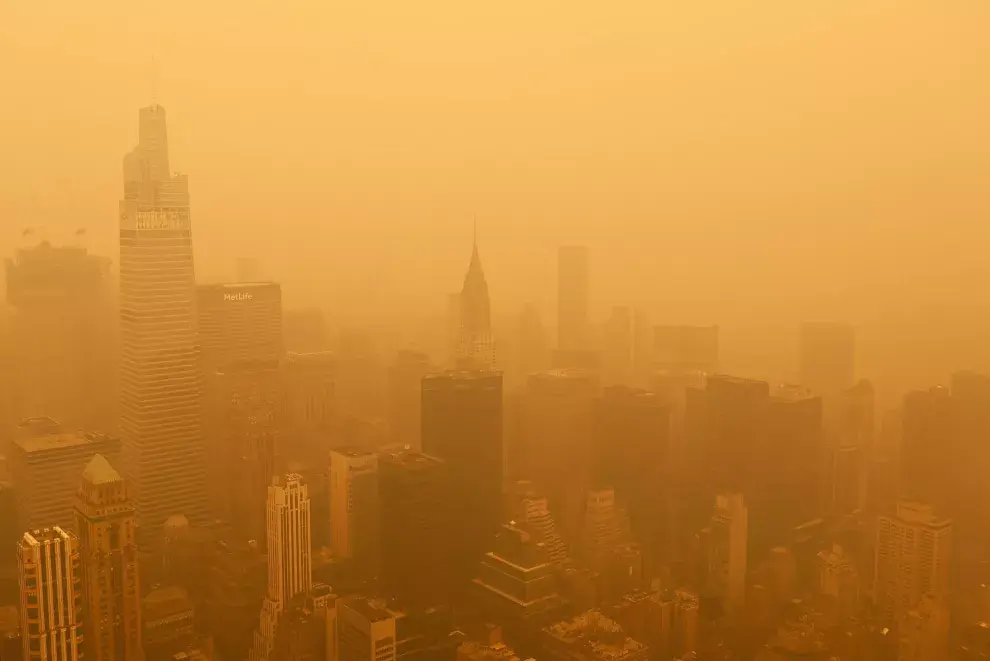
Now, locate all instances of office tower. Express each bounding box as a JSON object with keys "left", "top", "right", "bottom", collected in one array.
[
  {"left": 196, "top": 282, "right": 283, "bottom": 371},
  {"left": 379, "top": 450, "right": 452, "bottom": 607},
  {"left": 283, "top": 309, "right": 328, "bottom": 354},
  {"left": 798, "top": 322, "right": 856, "bottom": 400},
  {"left": 328, "top": 448, "right": 380, "bottom": 569},
  {"left": 388, "top": 350, "right": 432, "bottom": 449},
  {"left": 761, "top": 386, "right": 824, "bottom": 544},
  {"left": 74, "top": 455, "right": 142, "bottom": 661},
  {"left": 422, "top": 370, "right": 503, "bottom": 583},
  {"left": 817, "top": 544, "right": 860, "bottom": 619},
  {"left": 522, "top": 369, "right": 601, "bottom": 538},
  {"left": 542, "top": 611, "right": 649, "bottom": 661},
  {"left": 205, "top": 539, "right": 268, "bottom": 661},
  {"left": 283, "top": 351, "right": 336, "bottom": 441},
  {"left": 457, "top": 237, "right": 494, "bottom": 369},
  {"left": 684, "top": 376, "right": 768, "bottom": 536},
  {"left": 948, "top": 371, "right": 990, "bottom": 546},
  {"left": 5, "top": 241, "right": 115, "bottom": 430},
  {"left": 556, "top": 246, "right": 589, "bottom": 352},
  {"left": 831, "top": 380, "right": 875, "bottom": 516},
  {"left": 252, "top": 474, "right": 313, "bottom": 661},
  {"left": 653, "top": 325, "right": 719, "bottom": 374},
  {"left": 875, "top": 502, "right": 952, "bottom": 623},
  {"left": 703, "top": 494, "right": 748, "bottom": 619},
  {"left": 592, "top": 387, "right": 671, "bottom": 567},
  {"left": 900, "top": 387, "right": 952, "bottom": 509},
  {"left": 18, "top": 527, "right": 83, "bottom": 661},
  {"left": 269, "top": 586, "right": 334, "bottom": 661},
  {"left": 602, "top": 306, "right": 633, "bottom": 386},
  {"left": 337, "top": 596, "right": 399, "bottom": 661},
  {"left": 9, "top": 418, "right": 121, "bottom": 532},
  {"left": 473, "top": 522, "right": 564, "bottom": 625},
  {"left": 119, "top": 104, "right": 206, "bottom": 537},
  {"left": 210, "top": 361, "right": 279, "bottom": 540}
]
